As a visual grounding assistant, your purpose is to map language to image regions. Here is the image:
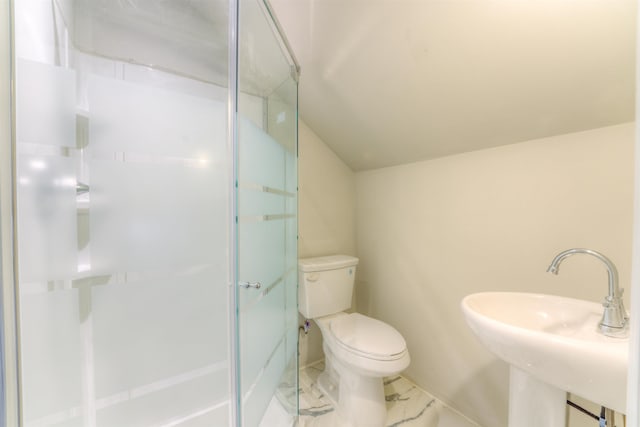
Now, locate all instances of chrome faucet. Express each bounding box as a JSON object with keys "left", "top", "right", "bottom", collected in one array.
[{"left": 546, "top": 248, "right": 628, "bottom": 338}]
